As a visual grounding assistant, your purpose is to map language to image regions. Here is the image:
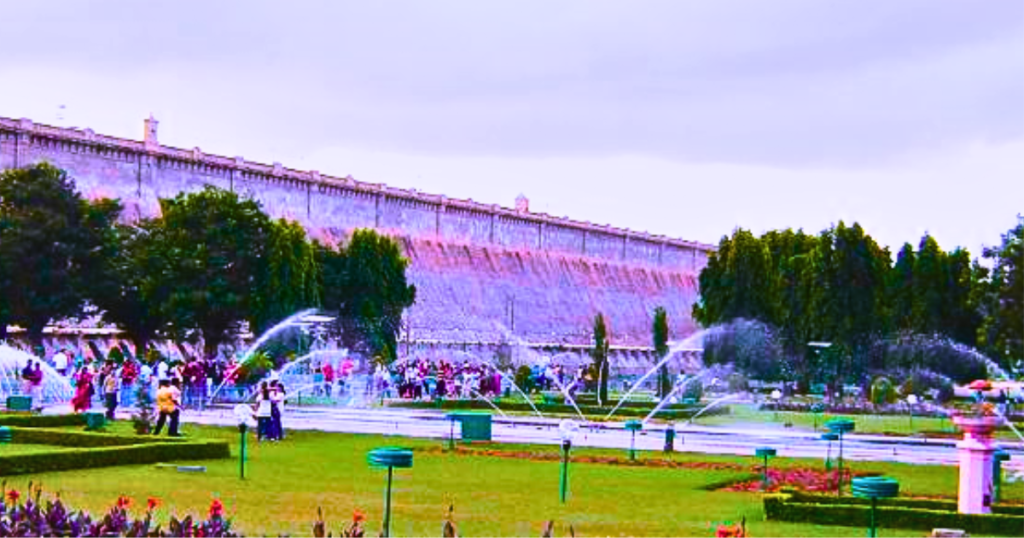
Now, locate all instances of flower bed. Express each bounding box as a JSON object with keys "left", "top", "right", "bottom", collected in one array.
[
  {"left": 718, "top": 467, "right": 855, "bottom": 493},
  {"left": 418, "top": 445, "right": 747, "bottom": 471},
  {"left": 0, "top": 484, "right": 238, "bottom": 537}
]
